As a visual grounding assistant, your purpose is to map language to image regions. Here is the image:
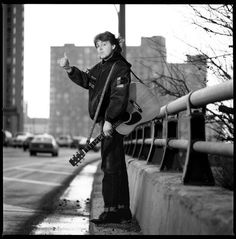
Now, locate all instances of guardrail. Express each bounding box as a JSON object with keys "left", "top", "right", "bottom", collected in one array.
[{"left": 124, "top": 80, "right": 233, "bottom": 186}]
